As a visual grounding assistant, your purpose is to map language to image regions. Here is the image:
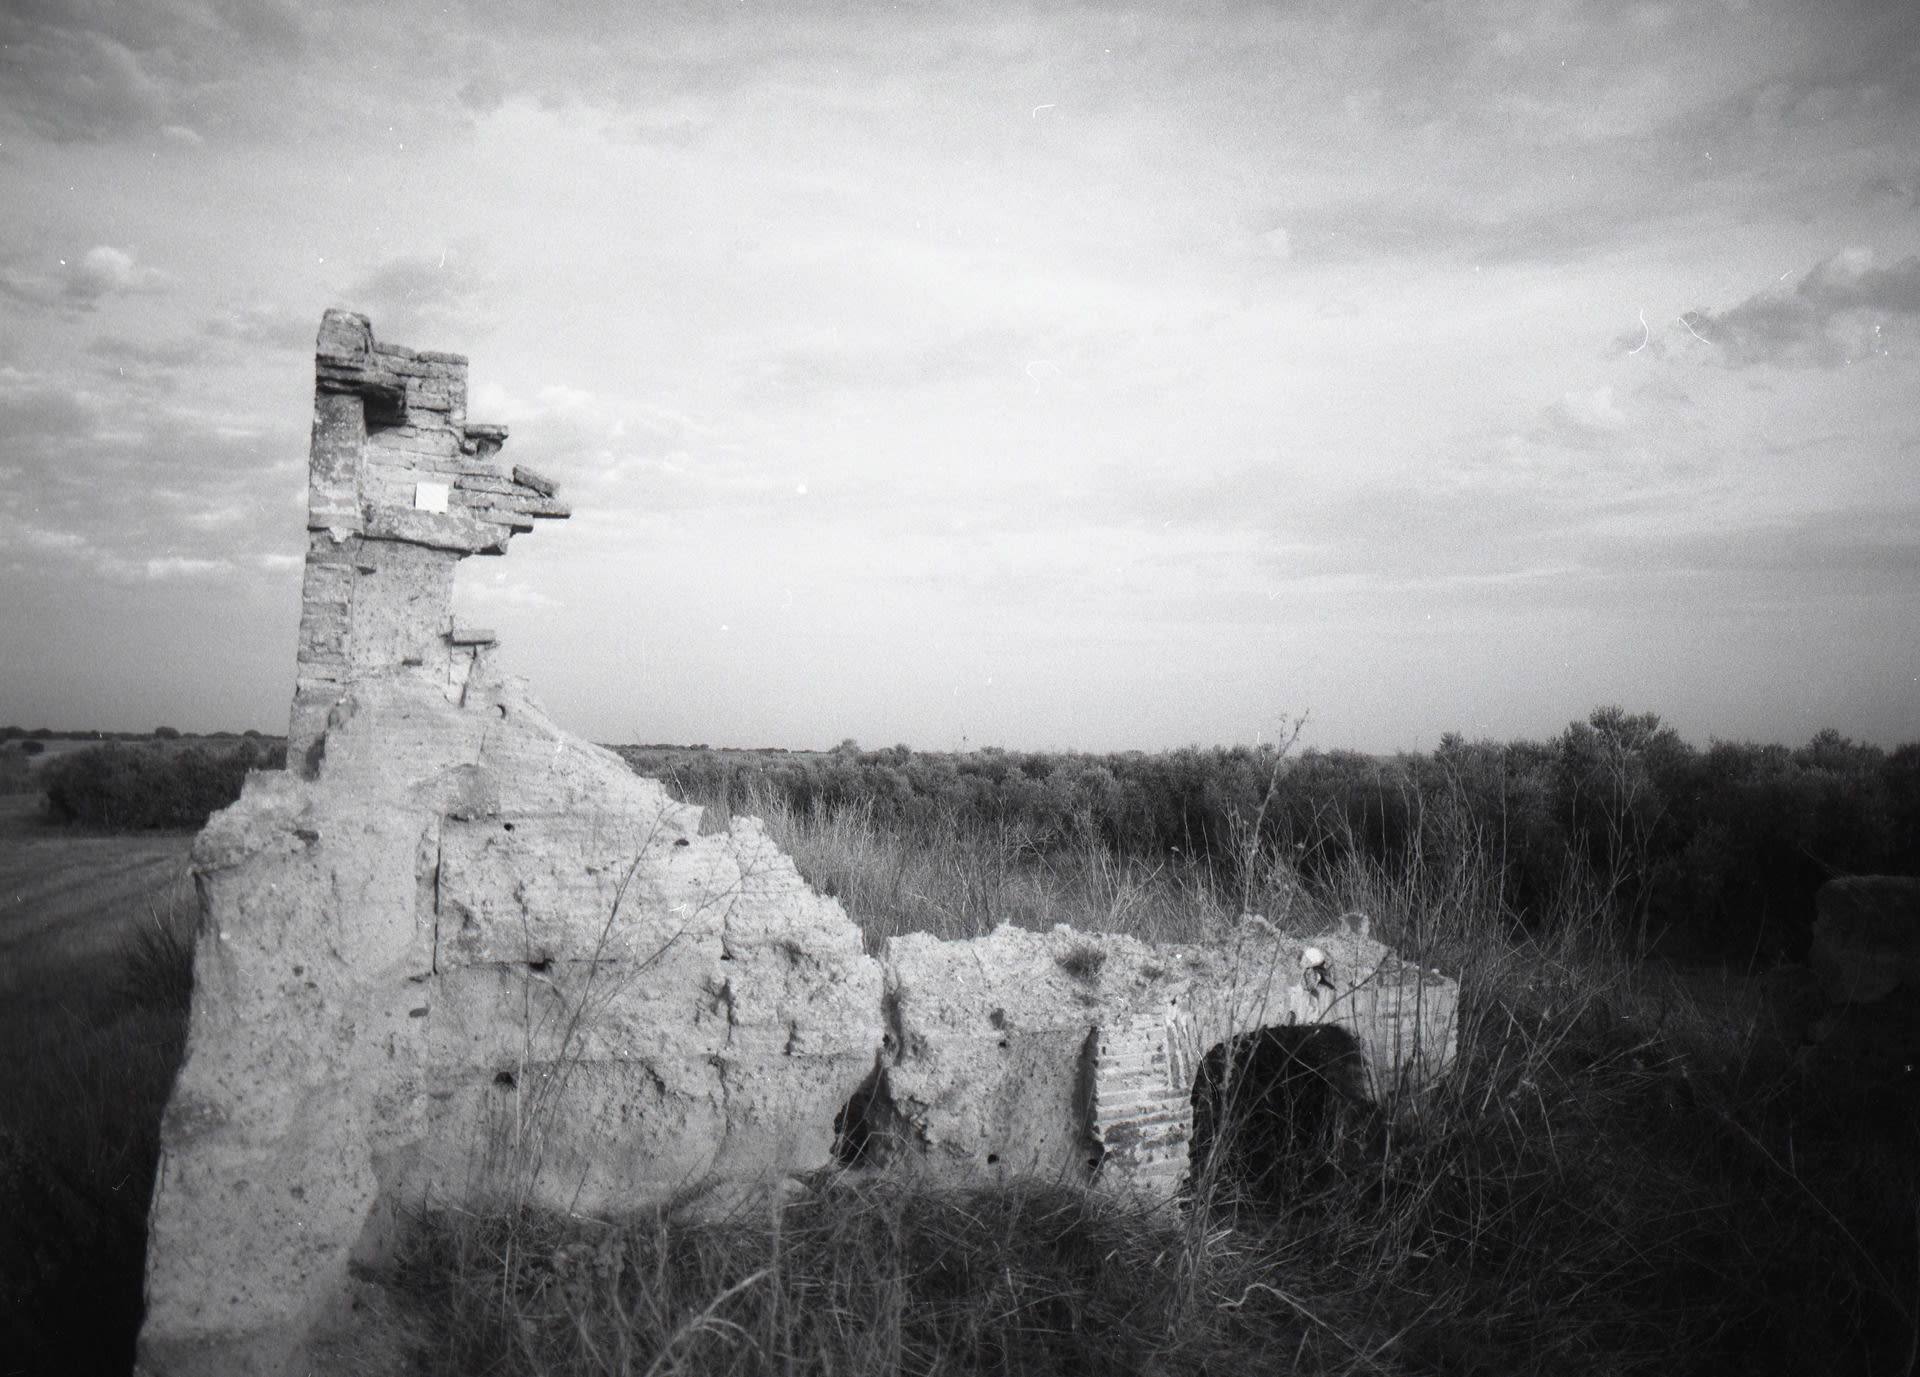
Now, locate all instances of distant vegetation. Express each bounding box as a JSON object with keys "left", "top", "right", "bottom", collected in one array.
[
  {"left": 0, "top": 725, "right": 268, "bottom": 741},
  {"left": 623, "top": 707, "right": 1920, "bottom": 964},
  {"left": 38, "top": 737, "right": 286, "bottom": 830}
]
